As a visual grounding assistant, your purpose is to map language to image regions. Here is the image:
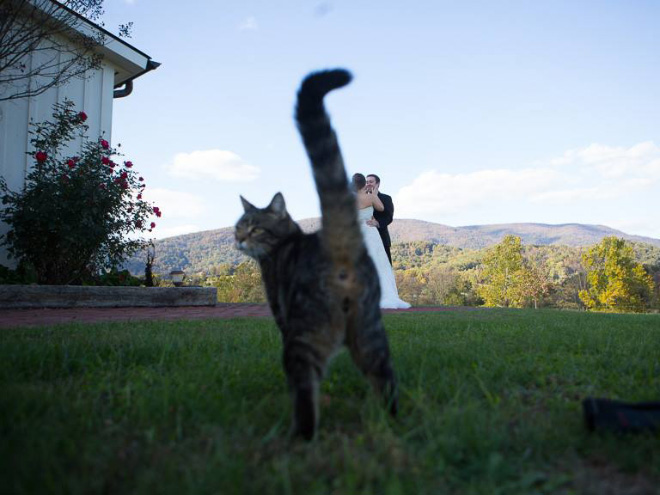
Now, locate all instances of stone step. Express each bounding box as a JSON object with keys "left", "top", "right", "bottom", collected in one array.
[{"left": 0, "top": 285, "right": 218, "bottom": 309}]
